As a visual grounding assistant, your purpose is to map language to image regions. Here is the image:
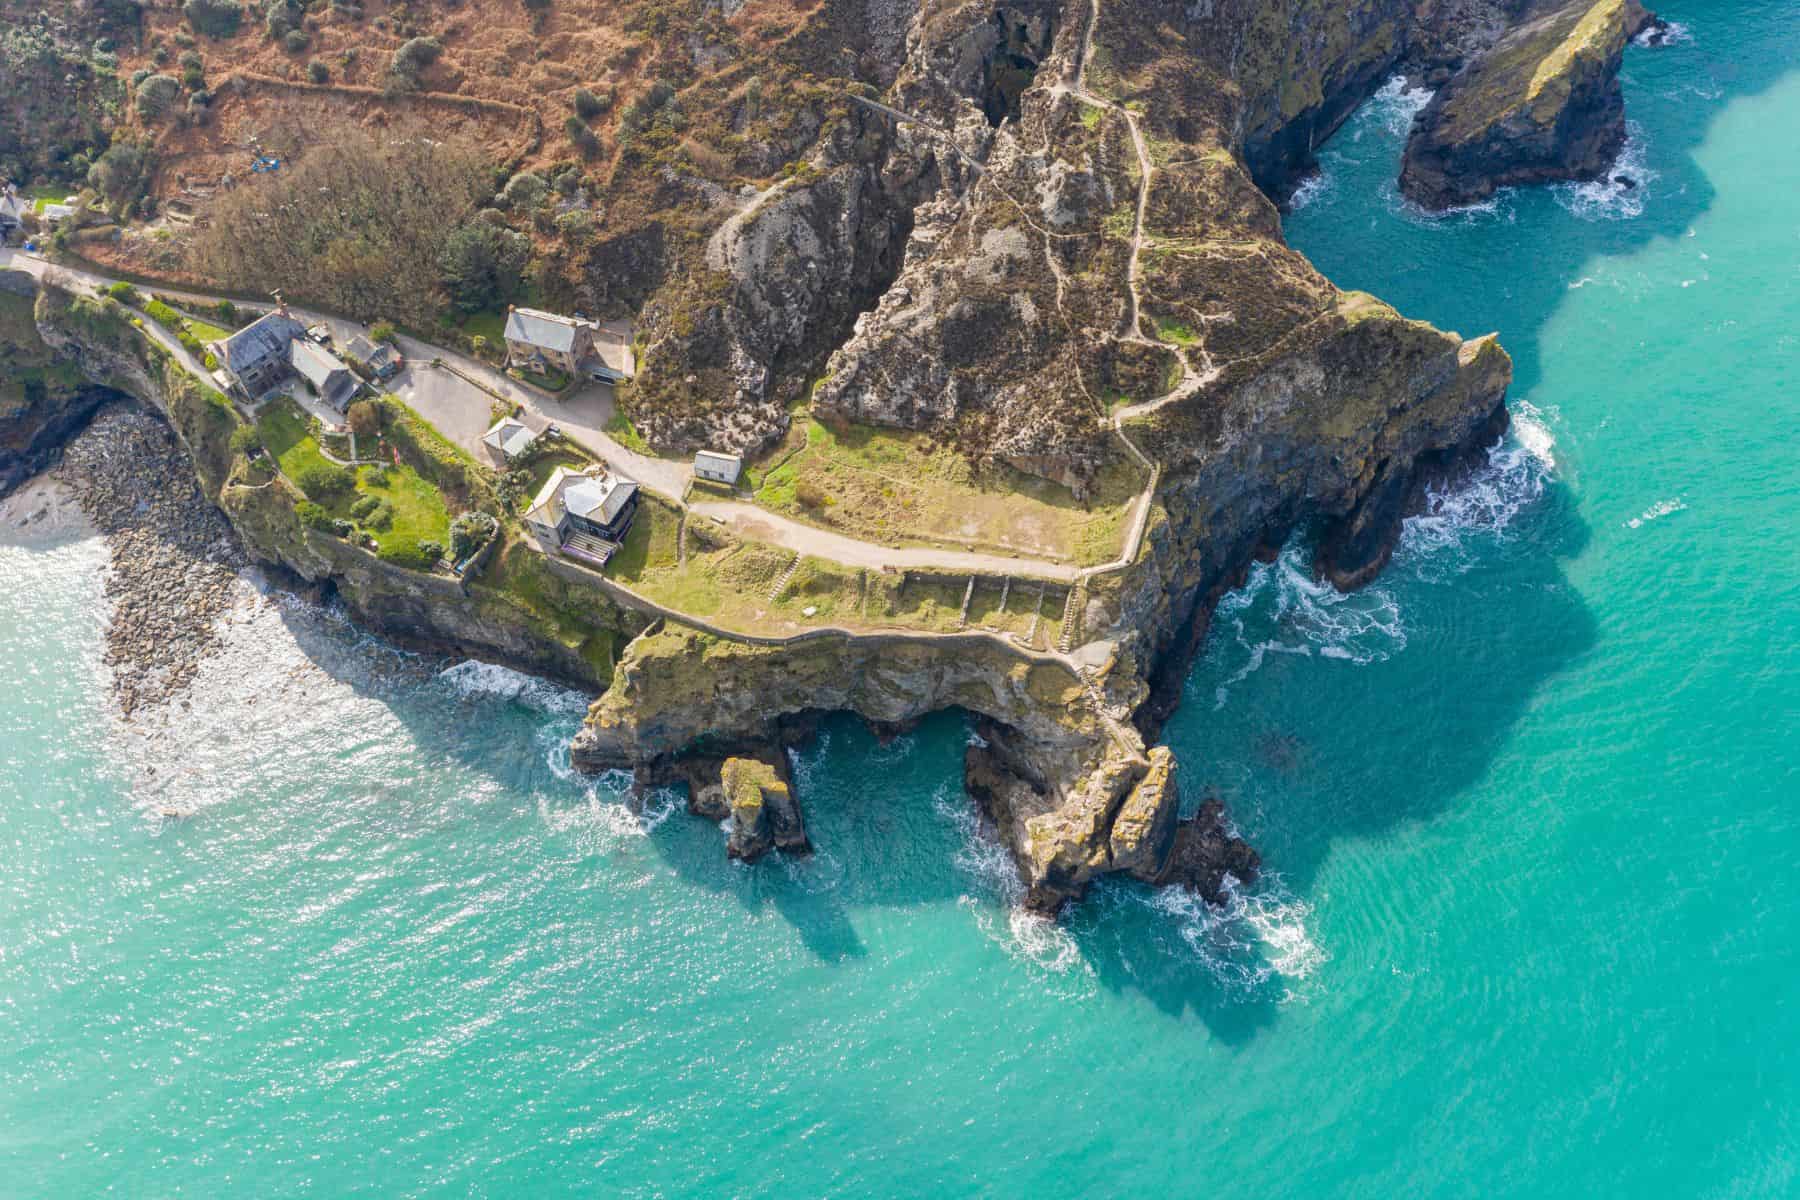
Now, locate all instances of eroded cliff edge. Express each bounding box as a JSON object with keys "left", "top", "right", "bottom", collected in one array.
[
  {"left": 12, "top": 0, "right": 1540, "bottom": 919},
  {"left": 1400, "top": 0, "right": 1661, "bottom": 209}
]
